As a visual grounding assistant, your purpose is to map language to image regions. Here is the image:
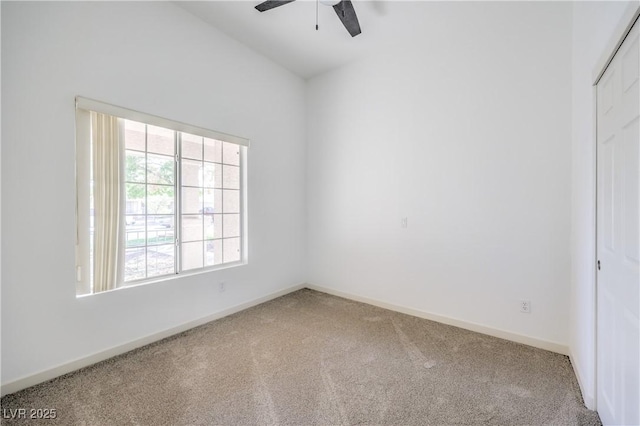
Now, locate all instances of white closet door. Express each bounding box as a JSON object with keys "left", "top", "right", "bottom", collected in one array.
[{"left": 596, "top": 16, "right": 640, "bottom": 426}]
